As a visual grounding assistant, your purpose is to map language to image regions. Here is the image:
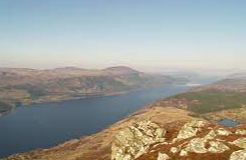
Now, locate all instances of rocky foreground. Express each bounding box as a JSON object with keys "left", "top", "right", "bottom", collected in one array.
[{"left": 112, "top": 120, "right": 246, "bottom": 160}]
